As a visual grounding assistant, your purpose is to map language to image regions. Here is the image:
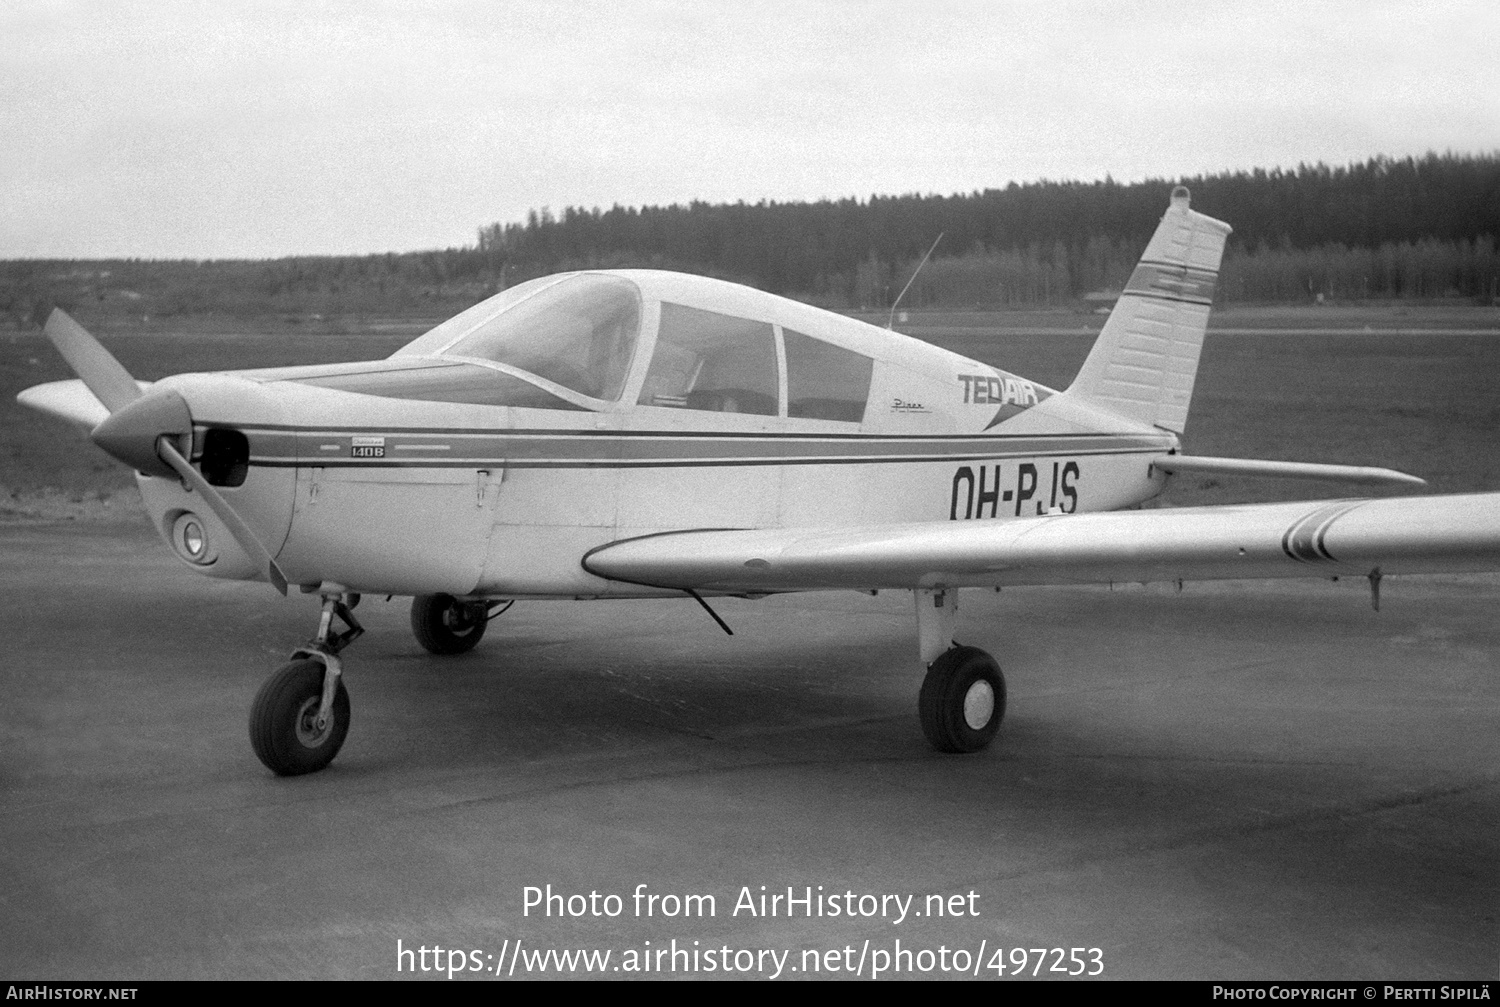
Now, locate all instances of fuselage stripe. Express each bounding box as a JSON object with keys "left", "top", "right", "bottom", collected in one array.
[
  {"left": 243, "top": 446, "right": 1161, "bottom": 470},
  {"left": 222, "top": 423, "right": 1142, "bottom": 441},
  {"left": 226, "top": 428, "right": 1171, "bottom": 469}
]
